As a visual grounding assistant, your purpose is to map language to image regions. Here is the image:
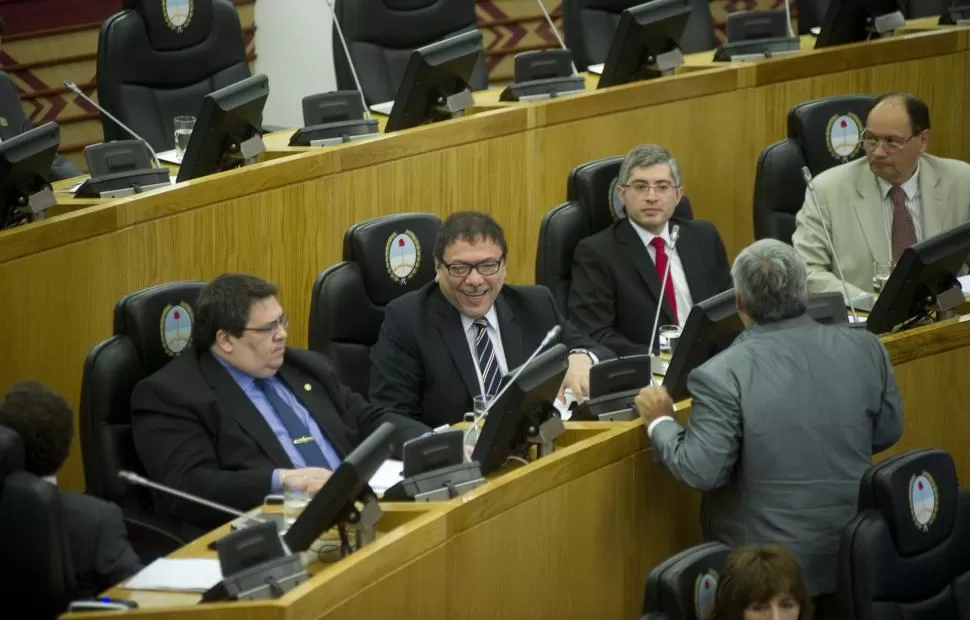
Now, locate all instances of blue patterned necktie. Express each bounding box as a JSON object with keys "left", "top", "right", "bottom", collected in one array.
[
  {"left": 473, "top": 318, "right": 502, "bottom": 398},
  {"left": 255, "top": 378, "right": 330, "bottom": 468}
]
